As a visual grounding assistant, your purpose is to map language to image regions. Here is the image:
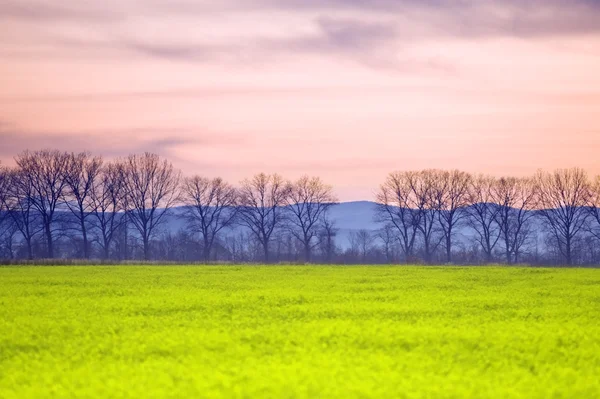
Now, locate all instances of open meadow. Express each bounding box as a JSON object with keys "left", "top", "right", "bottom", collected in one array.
[{"left": 1, "top": 265, "right": 599, "bottom": 398}]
